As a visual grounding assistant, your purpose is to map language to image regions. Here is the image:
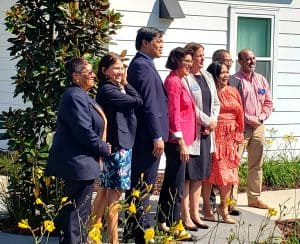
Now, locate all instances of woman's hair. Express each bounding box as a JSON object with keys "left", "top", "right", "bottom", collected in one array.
[
  {"left": 165, "top": 47, "right": 193, "bottom": 71},
  {"left": 206, "top": 61, "right": 225, "bottom": 85},
  {"left": 65, "top": 57, "right": 89, "bottom": 83},
  {"left": 97, "top": 52, "right": 121, "bottom": 82},
  {"left": 184, "top": 42, "right": 204, "bottom": 57}
]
